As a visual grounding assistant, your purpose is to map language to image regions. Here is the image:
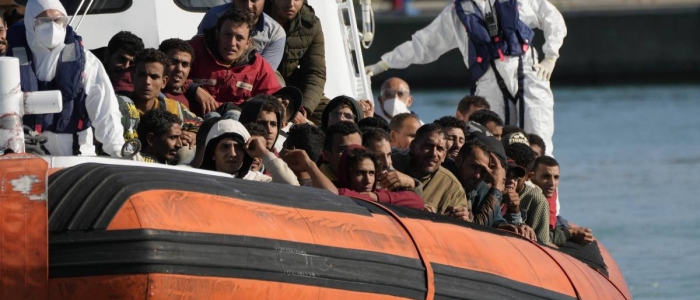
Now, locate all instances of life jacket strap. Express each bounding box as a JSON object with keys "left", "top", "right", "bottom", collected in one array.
[{"left": 490, "top": 56, "right": 525, "bottom": 128}]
